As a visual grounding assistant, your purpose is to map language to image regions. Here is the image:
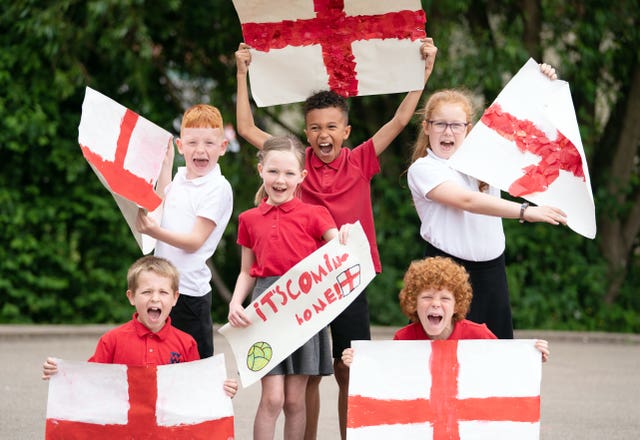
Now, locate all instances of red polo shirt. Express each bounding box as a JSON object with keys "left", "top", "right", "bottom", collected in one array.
[
  {"left": 237, "top": 197, "right": 336, "bottom": 277},
  {"left": 88, "top": 314, "right": 200, "bottom": 366},
  {"left": 393, "top": 320, "right": 497, "bottom": 340},
  {"left": 301, "top": 139, "right": 381, "bottom": 272}
]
